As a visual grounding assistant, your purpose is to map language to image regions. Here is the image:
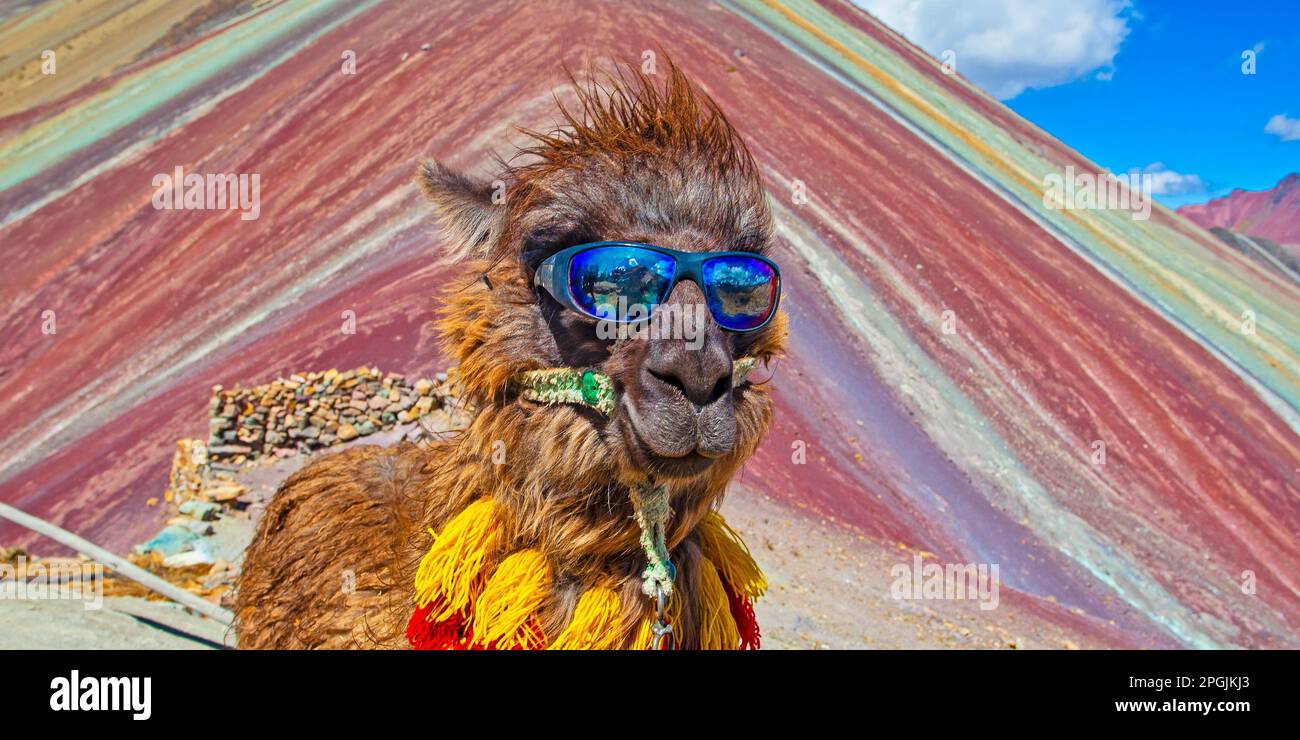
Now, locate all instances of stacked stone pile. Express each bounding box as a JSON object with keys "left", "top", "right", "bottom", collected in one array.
[
  {"left": 132, "top": 367, "right": 465, "bottom": 594},
  {"left": 205, "top": 366, "right": 458, "bottom": 470}
]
